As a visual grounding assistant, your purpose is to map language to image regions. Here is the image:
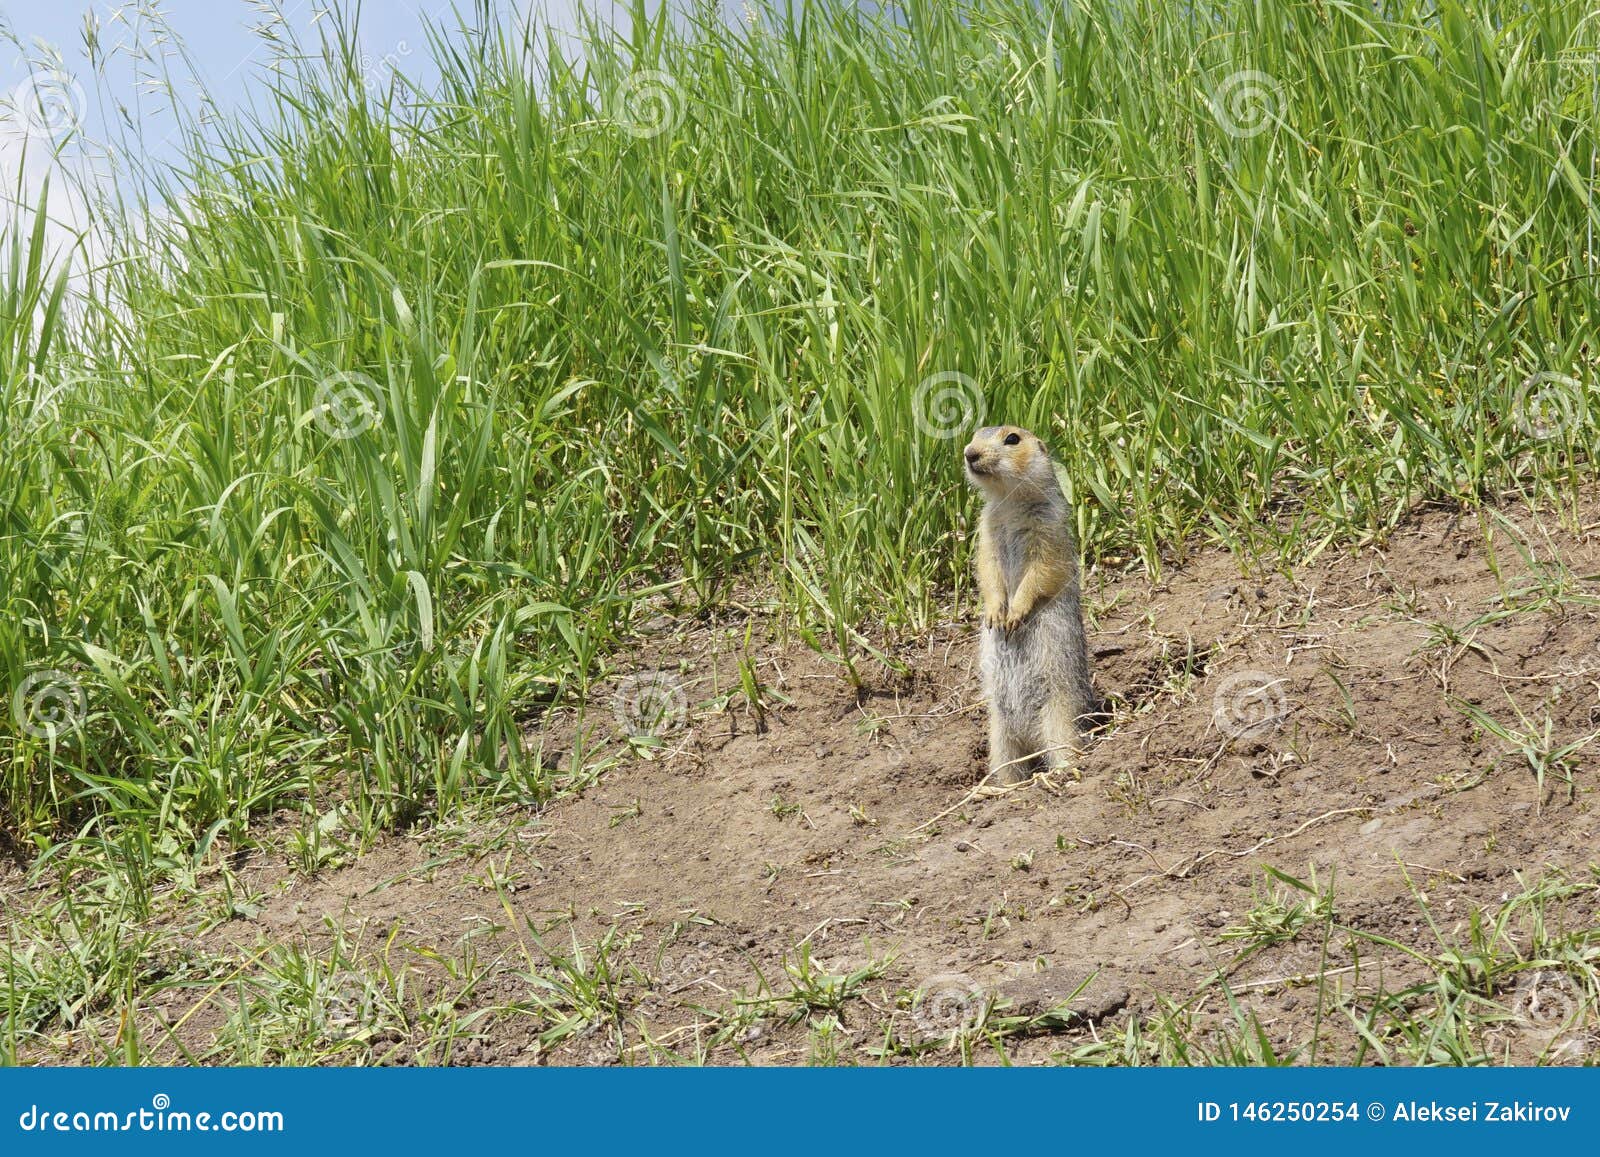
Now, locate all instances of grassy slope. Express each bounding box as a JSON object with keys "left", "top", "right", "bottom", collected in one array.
[{"left": 2, "top": 0, "right": 1598, "bottom": 874}]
